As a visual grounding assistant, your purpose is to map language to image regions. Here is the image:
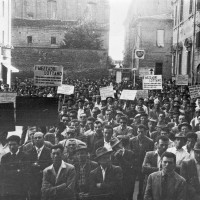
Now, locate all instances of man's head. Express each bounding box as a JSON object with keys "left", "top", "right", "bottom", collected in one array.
[
  {"left": 91, "top": 107, "right": 100, "bottom": 118},
  {"left": 158, "top": 113, "right": 165, "bottom": 122},
  {"left": 28, "top": 126, "right": 37, "bottom": 141},
  {"left": 94, "top": 120, "right": 103, "bottom": 135},
  {"left": 161, "top": 152, "right": 176, "bottom": 174},
  {"left": 7, "top": 135, "right": 21, "bottom": 154},
  {"left": 70, "top": 119, "right": 80, "bottom": 133},
  {"left": 74, "top": 143, "right": 88, "bottom": 163},
  {"left": 174, "top": 133, "right": 186, "bottom": 149},
  {"left": 61, "top": 114, "right": 69, "bottom": 126},
  {"left": 138, "top": 98, "right": 144, "bottom": 106},
  {"left": 178, "top": 115, "right": 186, "bottom": 125},
  {"left": 119, "top": 116, "right": 128, "bottom": 129},
  {"left": 103, "top": 125, "right": 113, "bottom": 142},
  {"left": 61, "top": 104, "right": 68, "bottom": 114},
  {"left": 160, "top": 127, "right": 170, "bottom": 138},
  {"left": 87, "top": 117, "right": 95, "bottom": 130},
  {"left": 51, "top": 144, "right": 64, "bottom": 165},
  {"left": 33, "top": 132, "right": 44, "bottom": 148},
  {"left": 105, "top": 110, "right": 113, "bottom": 121},
  {"left": 140, "top": 113, "right": 148, "bottom": 124},
  {"left": 137, "top": 124, "right": 147, "bottom": 137},
  {"left": 67, "top": 139, "right": 77, "bottom": 153},
  {"left": 69, "top": 110, "right": 77, "bottom": 120},
  {"left": 96, "top": 147, "right": 112, "bottom": 168},
  {"left": 154, "top": 101, "right": 160, "bottom": 109},
  {"left": 80, "top": 113, "right": 87, "bottom": 123},
  {"left": 156, "top": 135, "right": 169, "bottom": 155},
  {"left": 186, "top": 132, "right": 197, "bottom": 151}
]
